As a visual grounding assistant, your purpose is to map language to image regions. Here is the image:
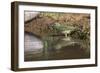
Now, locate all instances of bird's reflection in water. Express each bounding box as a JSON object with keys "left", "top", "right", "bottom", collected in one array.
[{"left": 24, "top": 32, "right": 90, "bottom": 61}]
